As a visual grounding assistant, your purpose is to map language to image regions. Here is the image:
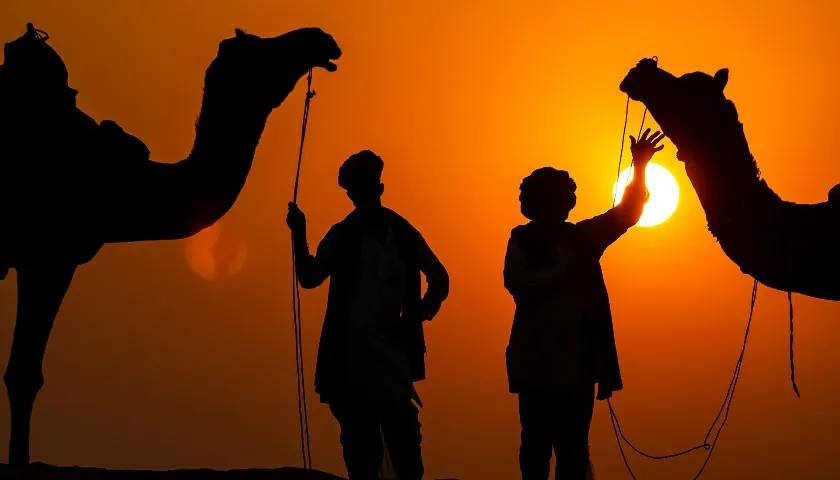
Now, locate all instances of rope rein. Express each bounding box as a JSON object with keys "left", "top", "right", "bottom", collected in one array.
[
  {"left": 290, "top": 69, "right": 316, "bottom": 470},
  {"left": 293, "top": 69, "right": 316, "bottom": 203},
  {"left": 612, "top": 96, "right": 630, "bottom": 208},
  {"left": 788, "top": 292, "right": 800, "bottom": 397},
  {"left": 611, "top": 98, "right": 648, "bottom": 207},
  {"left": 607, "top": 66, "right": 800, "bottom": 478},
  {"left": 607, "top": 275, "right": 758, "bottom": 480}
]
